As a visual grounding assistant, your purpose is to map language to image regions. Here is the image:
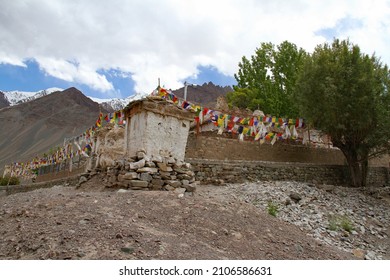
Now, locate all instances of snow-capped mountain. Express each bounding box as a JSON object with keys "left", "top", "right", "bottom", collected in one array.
[
  {"left": 88, "top": 92, "right": 148, "bottom": 111},
  {"left": 0, "top": 87, "right": 147, "bottom": 112},
  {"left": 2, "top": 87, "right": 64, "bottom": 106},
  {"left": 1, "top": 87, "right": 148, "bottom": 111}
]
